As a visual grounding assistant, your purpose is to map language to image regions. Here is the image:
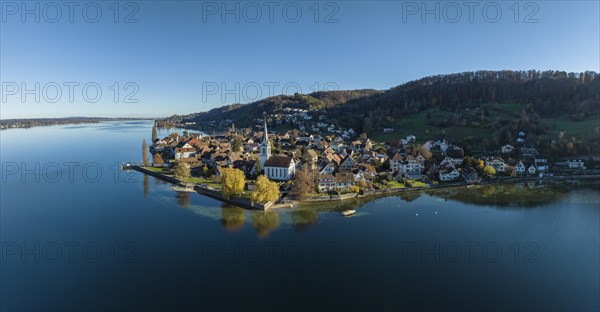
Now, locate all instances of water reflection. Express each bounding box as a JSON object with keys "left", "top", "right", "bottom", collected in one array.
[
  {"left": 175, "top": 192, "right": 191, "bottom": 208},
  {"left": 429, "top": 183, "right": 569, "bottom": 208},
  {"left": 220, "top": 205, "right": 246, "bottom": 231},
  {"left": 163, "top": 178, "right": 599, "bottom": 237},
  {"left": 251, "top": 211, "right": 280, "bottom": 238},
  {"left": 143, "top": 175, "right": 150, "bottom": 197},
  {"left": 291, "top": 207, "right": 319, "bottom": 232}
]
